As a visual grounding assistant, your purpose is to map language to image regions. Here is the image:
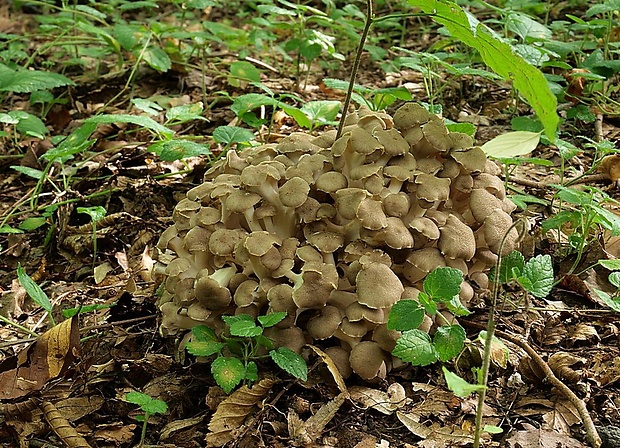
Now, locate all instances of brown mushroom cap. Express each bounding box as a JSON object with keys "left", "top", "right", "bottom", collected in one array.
[
  {"left": 438, "top": 214, "right": 476, "bottom": 261},
  {"left": 279, "top": 176, "right": 310, "bottom": 208},
  {"left": 349, "top": 341, "right": 389, "bottom": 380},
  {"left": 323, "top": 346, "right": 353, "bottom": 379},
  {"left": 356, "top": 262, "right": 404, "bottom": 309},
  {"left": 307, "top": 305, "right": 343, "bottom": 340},
  {"left": 415, "top": 173, "right": 451, "bottom": 202}
]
